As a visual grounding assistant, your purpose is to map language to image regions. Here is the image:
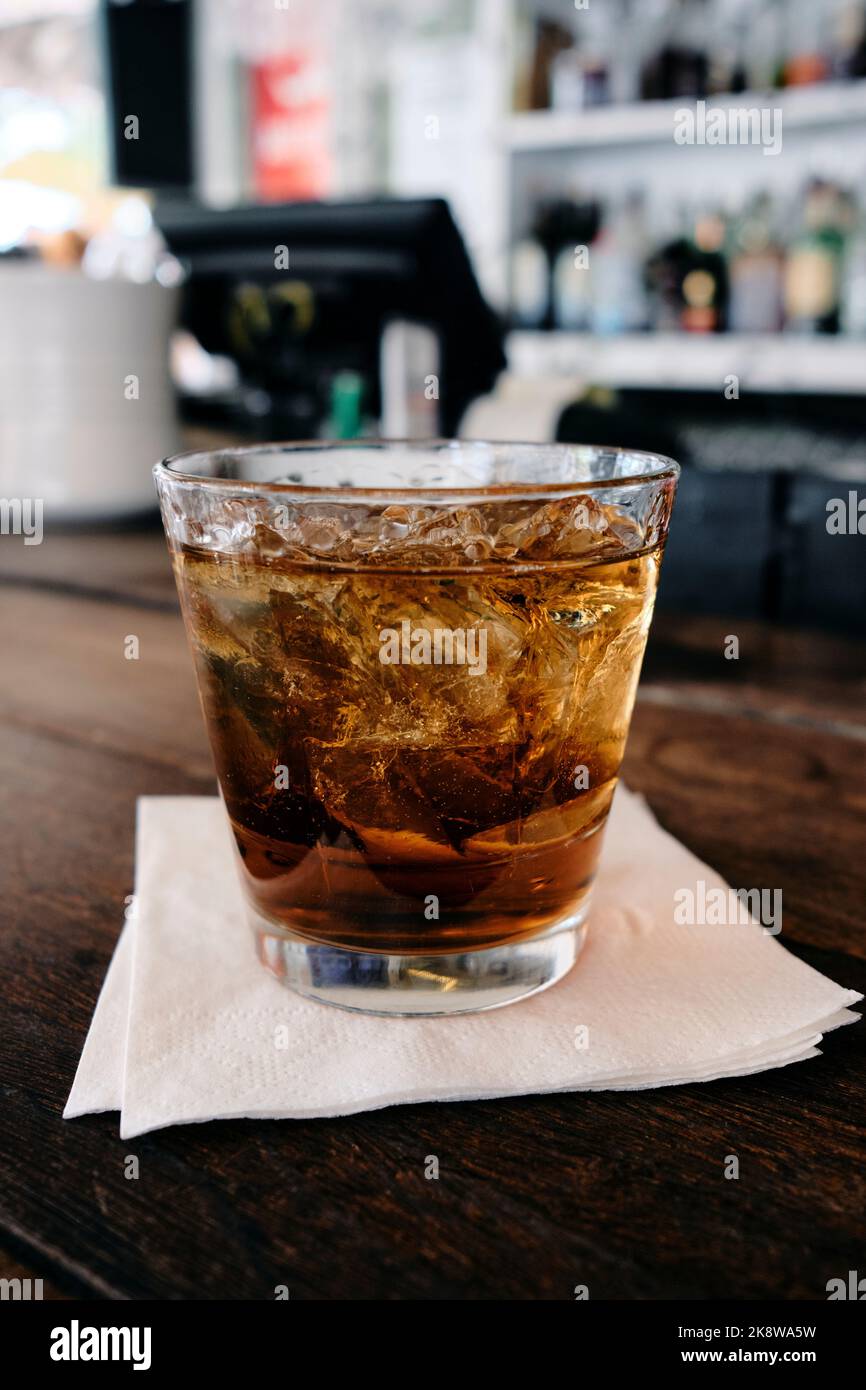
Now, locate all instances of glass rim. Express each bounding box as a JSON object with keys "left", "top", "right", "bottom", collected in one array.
[{"left": 155, "top": 438, "right": 680, "bottom": 501}]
